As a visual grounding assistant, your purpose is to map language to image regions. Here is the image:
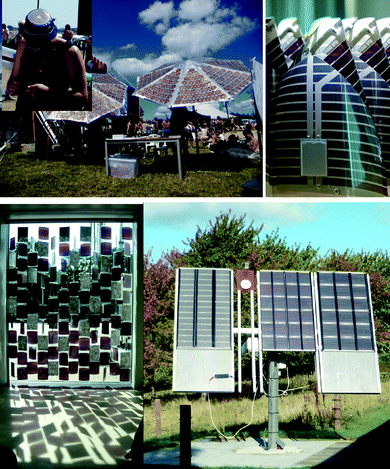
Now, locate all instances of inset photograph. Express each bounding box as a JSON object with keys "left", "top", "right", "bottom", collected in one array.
[
  {"left": 266, "top": 1, "right": 390, "bottom": 197},
  {"left": 2, "top": 0, "right": 92, "bottom": 111}
]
